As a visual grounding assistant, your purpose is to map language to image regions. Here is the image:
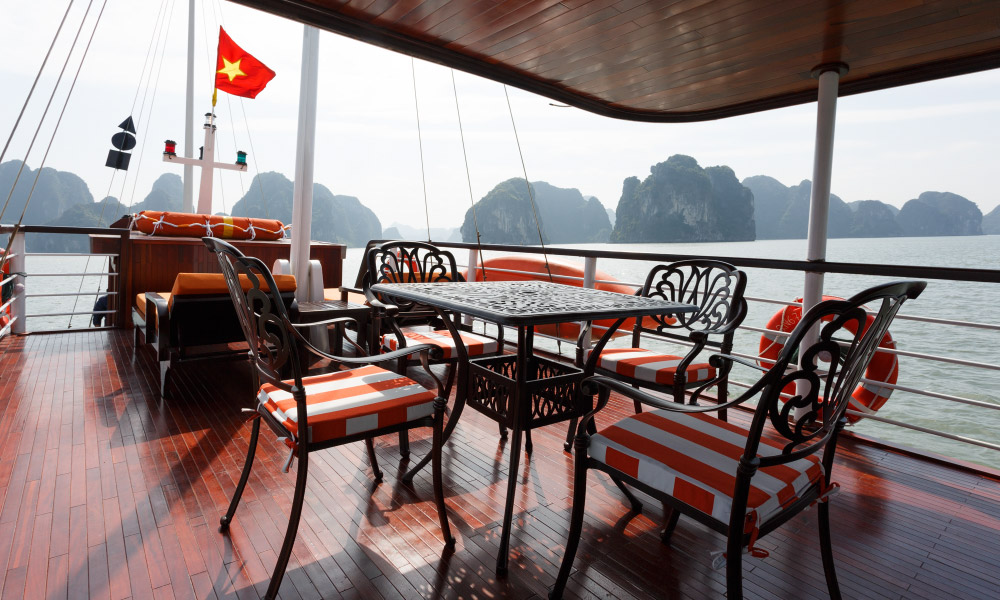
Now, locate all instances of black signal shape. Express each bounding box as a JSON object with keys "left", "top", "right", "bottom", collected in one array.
[{"left": 106, "top": 116, "right": 137, "bottom": 170}]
